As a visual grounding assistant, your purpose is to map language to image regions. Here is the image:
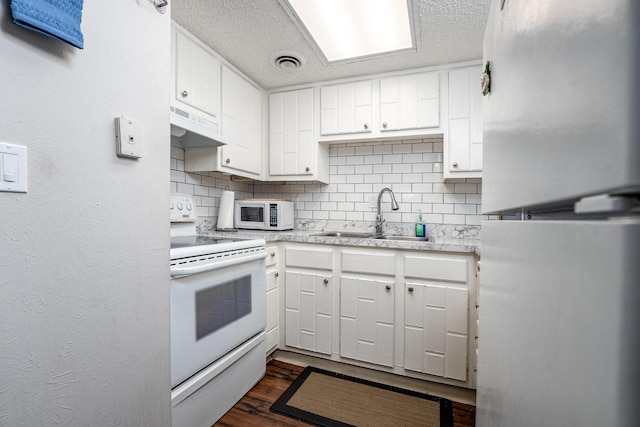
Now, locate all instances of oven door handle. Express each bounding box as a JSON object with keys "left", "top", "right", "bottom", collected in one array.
[{"left": 170, "top": 252, "right": 266, "bottom": 277}]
